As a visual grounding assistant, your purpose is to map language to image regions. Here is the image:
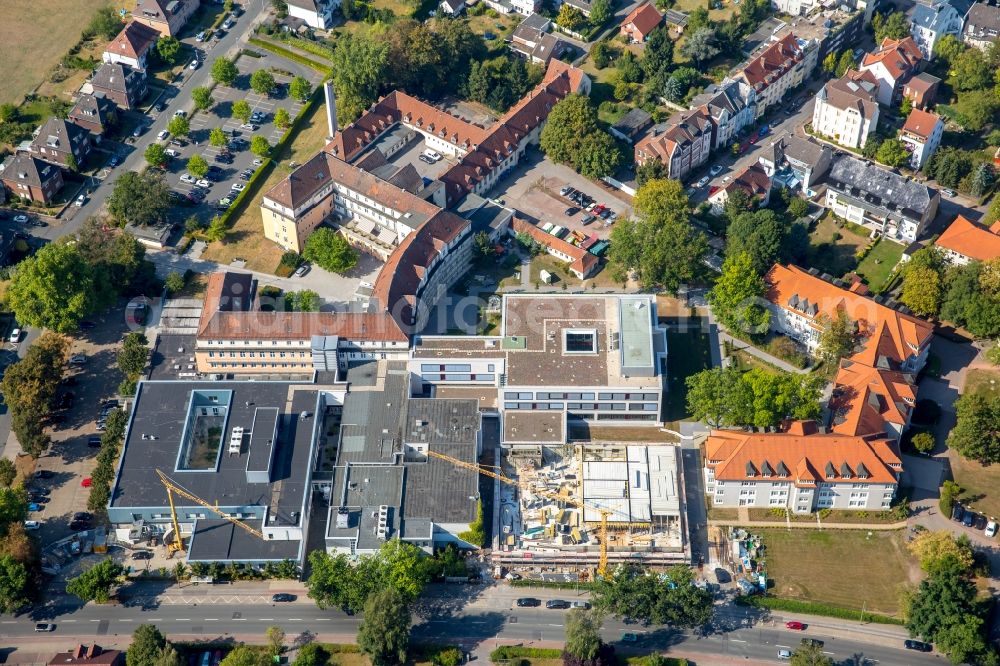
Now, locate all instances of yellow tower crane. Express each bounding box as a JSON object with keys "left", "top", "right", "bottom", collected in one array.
[
  {"left": 155, "top": 469, "right": 265, "bottom": 555},
  {"left": 426, "top": 450, "right": 616, "bottom": 577}
]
